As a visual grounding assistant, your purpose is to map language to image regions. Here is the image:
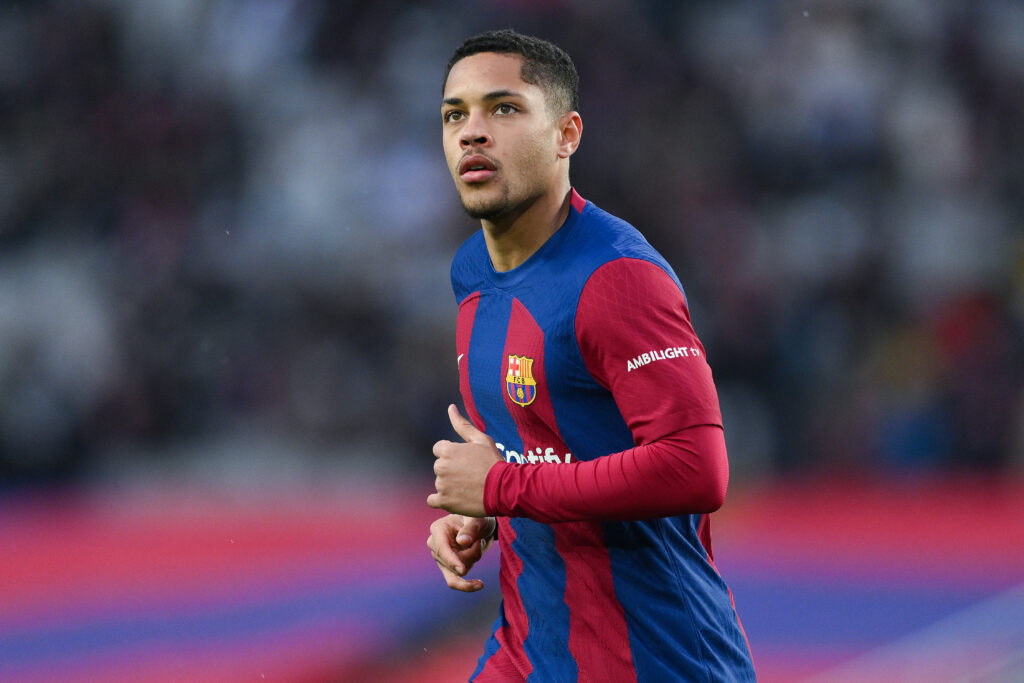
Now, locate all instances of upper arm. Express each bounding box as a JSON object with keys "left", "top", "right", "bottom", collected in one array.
[{"left": 575, "top": 257, "right": 722, "bottom": 445}]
